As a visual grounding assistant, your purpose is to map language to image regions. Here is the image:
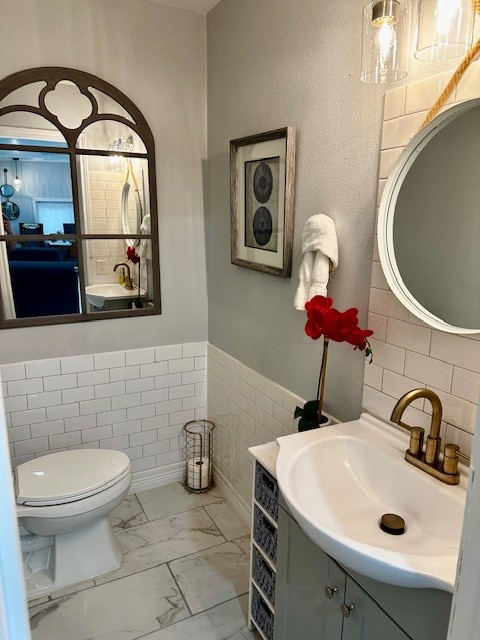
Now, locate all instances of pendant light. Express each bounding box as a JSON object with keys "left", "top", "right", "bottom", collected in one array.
[
  {"left": 12, "top": 157, "right": 22, "bottom": 193},
  {"left": 415, "top": 0, "right": 476, "bottom": 61},
  {"left": 361, "top": 0, "right": 411, "bottom": 84},
  {"left": 107, "top": 135, "right": 134, "bottom": 173}
]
